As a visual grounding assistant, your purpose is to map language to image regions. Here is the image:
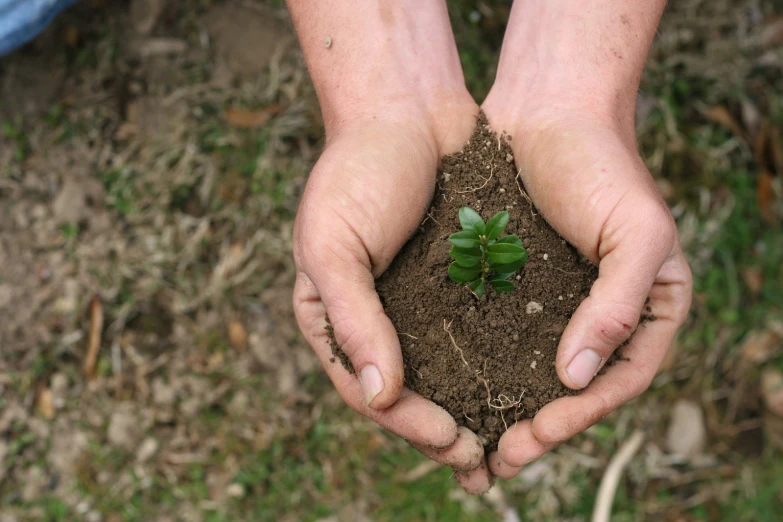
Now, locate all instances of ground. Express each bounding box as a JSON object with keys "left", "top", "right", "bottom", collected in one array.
[{"left": 0, "top": 1, "right": 782, "bottom": 521}]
